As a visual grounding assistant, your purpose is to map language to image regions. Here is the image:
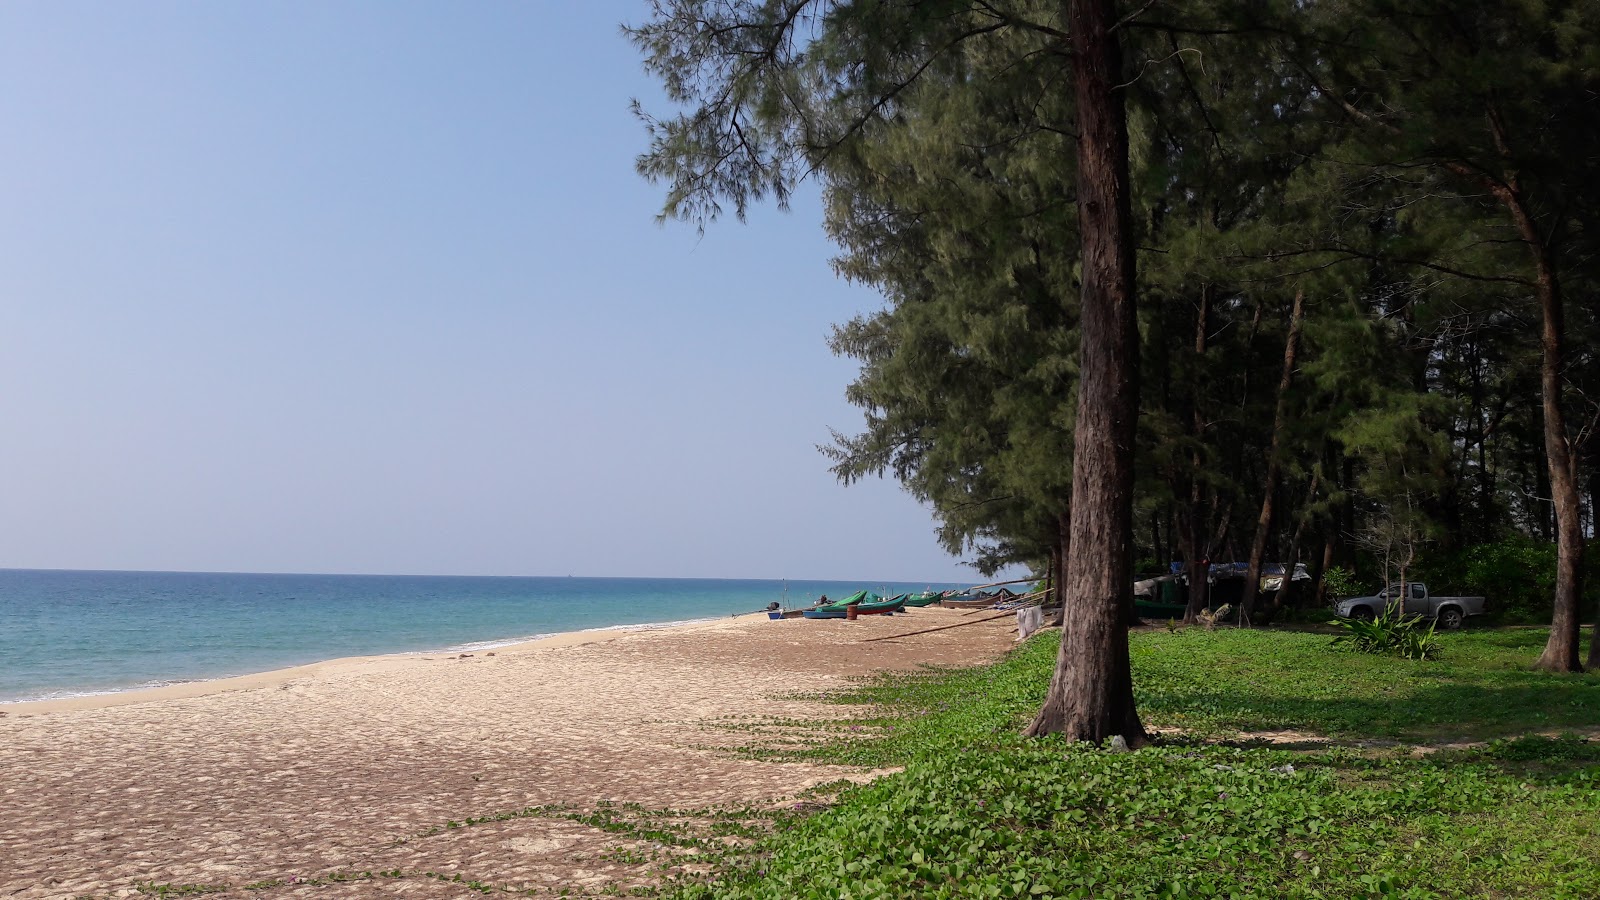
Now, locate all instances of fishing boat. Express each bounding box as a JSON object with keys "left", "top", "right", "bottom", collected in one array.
[
  {"left": 852, "top": 596, "right": 907, "bottom": 615},
  {"left": 815, "top": 590, "right": 880, "bottom": 613},
  {"left": 941, "top": 592, "right": 998, "bottom": 610},
  {"left": 901, "top": 590, "right": 943, "bottom": 608},
  {"left": 825, "top": 589, "right": 876, "bottom": 608},
  {"left": 806, "top": 591, "right": 907, "bottom": 618}
]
